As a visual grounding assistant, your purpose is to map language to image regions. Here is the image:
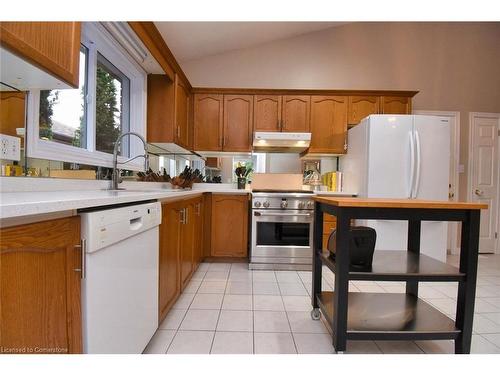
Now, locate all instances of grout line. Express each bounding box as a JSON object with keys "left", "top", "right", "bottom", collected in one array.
[
  {"left": 208, "top": 264, "right": 230, "bottom": 354},
  {"left": 251, "top": 267, "right": 256, "bottom": 354},
  {"left": 276, "top": 273, "right": 299, "bottom": 354}
]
